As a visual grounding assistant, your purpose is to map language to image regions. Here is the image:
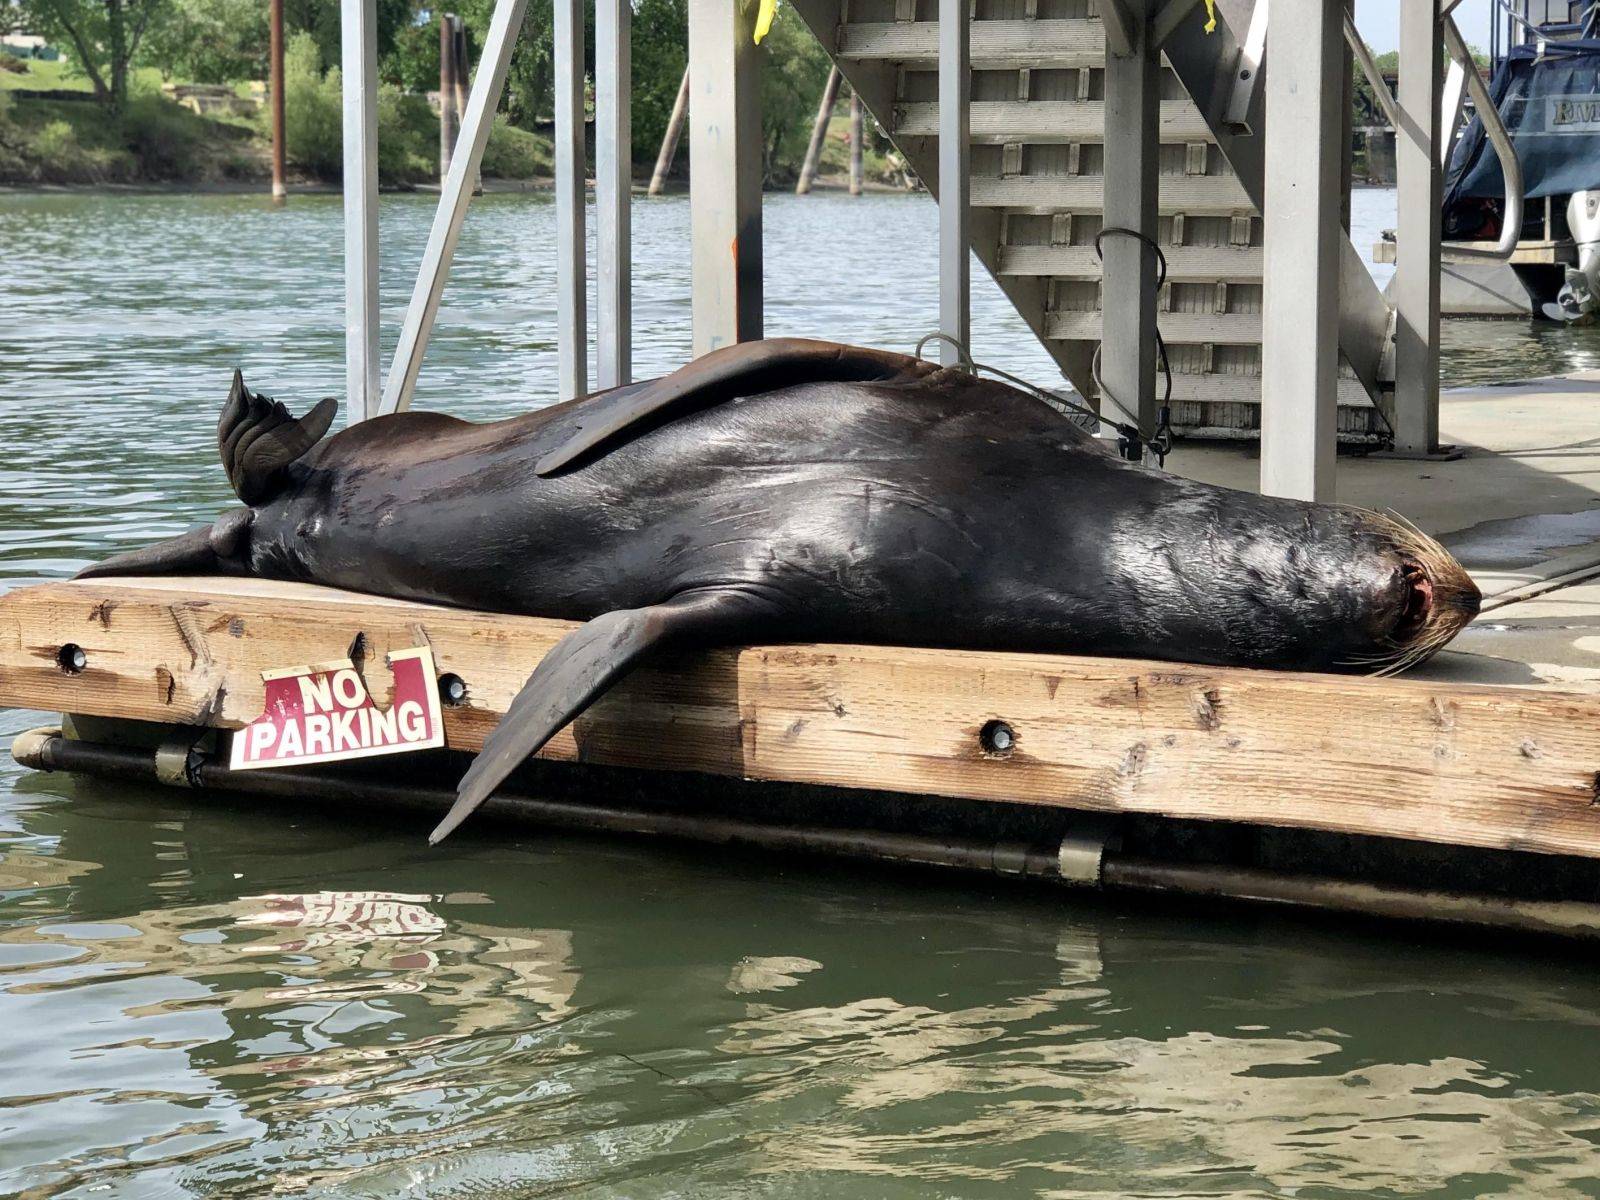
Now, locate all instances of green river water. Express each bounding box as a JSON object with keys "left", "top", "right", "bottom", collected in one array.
[{"left": 1, "top": 190, "right": 1599, "bottom": 1197}]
